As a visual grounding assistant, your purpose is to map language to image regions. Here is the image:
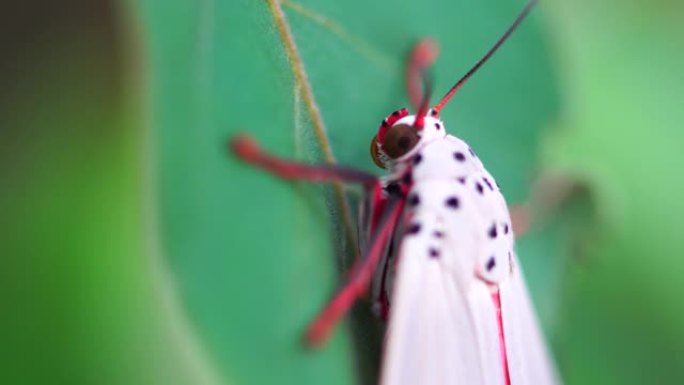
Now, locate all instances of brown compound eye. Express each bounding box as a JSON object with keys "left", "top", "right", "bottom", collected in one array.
[
  {"left": 370, "top": 135, "right": 385, "bottom": 168},
  {"left": 382, "top": 124, "right": 420, "bottom": 159}
]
